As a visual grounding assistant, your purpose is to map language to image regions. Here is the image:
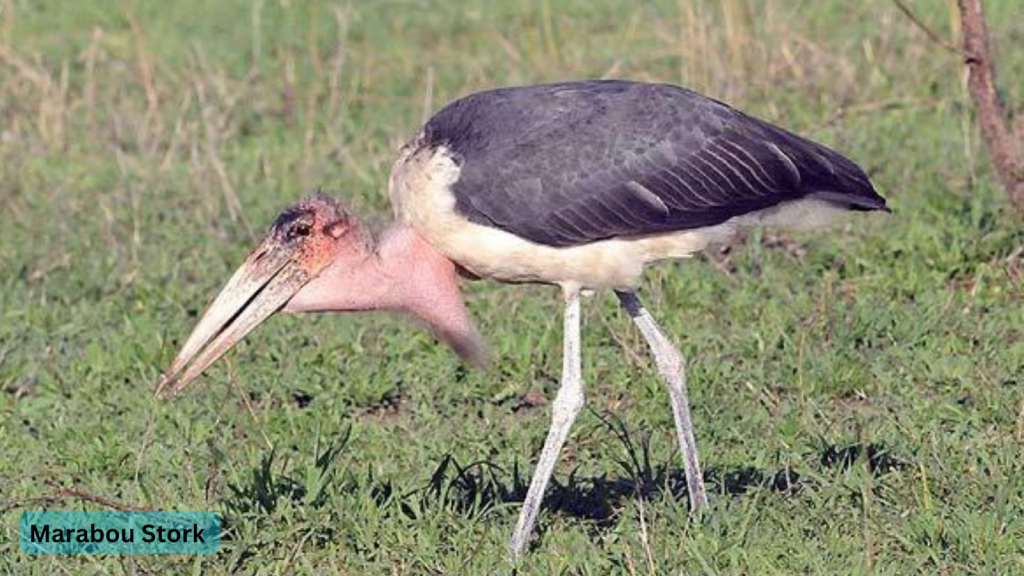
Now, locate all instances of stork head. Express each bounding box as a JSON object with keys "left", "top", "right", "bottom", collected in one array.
[{"left": 155, "top": 196, "right": 371, "bottom": 397}]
